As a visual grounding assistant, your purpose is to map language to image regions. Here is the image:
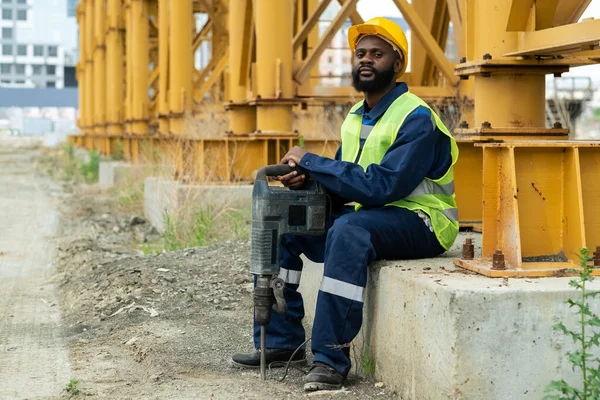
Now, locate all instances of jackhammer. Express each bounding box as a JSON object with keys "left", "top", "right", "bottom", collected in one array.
[{"left": 250, "top": 164, "right": 328, "bottom": 380}]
